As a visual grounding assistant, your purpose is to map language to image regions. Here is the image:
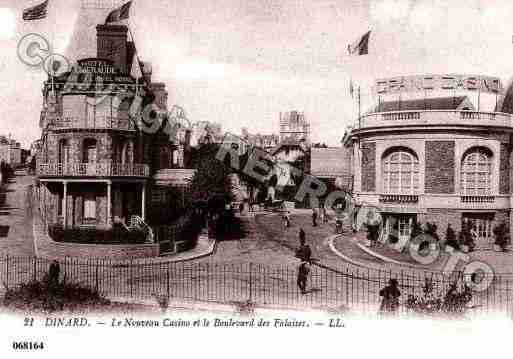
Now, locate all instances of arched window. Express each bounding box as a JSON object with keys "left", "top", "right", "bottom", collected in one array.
[
  {"left": 382, "top": 150, "right": 419, "bottom": 194},
  {"left": 460, "top": 148, "right": 492, "bottom": 195}
]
